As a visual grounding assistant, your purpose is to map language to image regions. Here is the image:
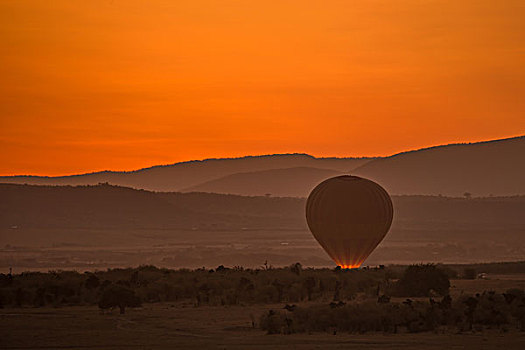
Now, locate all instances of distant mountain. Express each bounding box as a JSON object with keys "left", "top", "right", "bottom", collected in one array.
[
  {"left": 174, "top": 135, "right": 525, "bottom": 197},
  {"left": 0, "top": 154, "right": 371, "bottom": 192},
  {"left": 182, "top": 167, "right": 342, "bottom": 197},
  {"left": 353, "top": 135, "right": 525, "bottom": 196},
  {"left": 1, "top": 135, "right": 523, "bottom": 196}
]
